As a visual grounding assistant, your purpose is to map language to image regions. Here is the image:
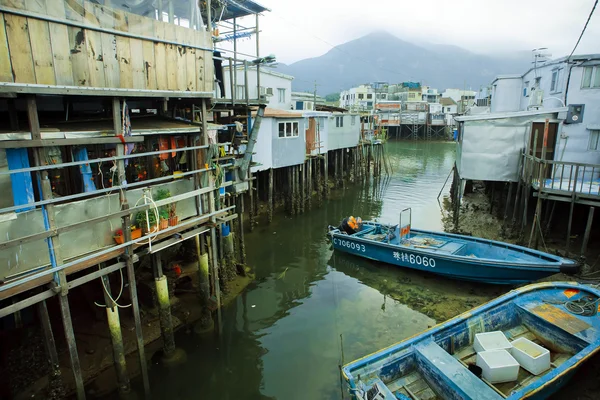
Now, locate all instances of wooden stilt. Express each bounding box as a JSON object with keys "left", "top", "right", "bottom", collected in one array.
[
  {"left": 307, "top": 159, "right": 312, "bottom": 210},
  {"left": 502, "top": 182, "right": 514, "bottom": 232},
  {"left": 101, "top": 272, "right": 130, "bottom": 394},
  {"left": 340, "top": 149, "right": 345, "bottom": 188},
  {"left": 239, "top": 195, "right": 246, "bottom": 264},
  {"left": 268, "top": 168, "right": 273, "bottom": 223},
  {"left": 248, "top": 170, "right": 255, "bottom": 232},
  {"left": 152, "top": 254, "right": 176, "bottom": 358},
  {"left": 28, "top": 94, "right": 85, "bottom": 400},
  {"left": 334, "top": 150, "right": 339, "bottom": 188},
  {"left": 566, "top": 165, "right": 579, "bottom": 256},
  {"left": 38, "top": 300, "right": 64, "bottom": 395},
  {"left": 581, "top": 207, "right": 595, "bottom": 259},
  {"left": 324, "top": 153, "right": 329, "bottom": 197}
]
